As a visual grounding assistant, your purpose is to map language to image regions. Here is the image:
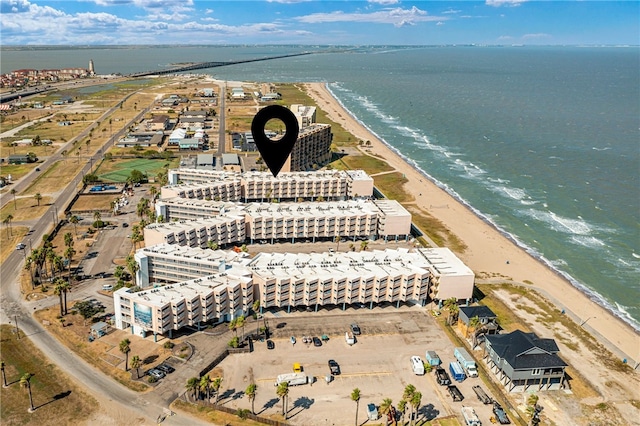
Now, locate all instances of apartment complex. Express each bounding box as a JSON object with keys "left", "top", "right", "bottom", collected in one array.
[
  {"left": 283, "top": 123, "right": 332, "bottom": 172},
  {"left": 147, "top": 199, "right": 411, "bottom": 247},
  {"left": 144, "top": 210, "right": 246, "bottom": 248},
  {"left": 164, "top": 169, "right": 373, "bottom": 202},
  {"left": 114, "top": 269, "right": 253, "bottom": 339},
  {"left": 134, "top": 243, "right": 252, "bottom": 287},
  {"left": 291, "top": 104, "right": 317, "bottom": 128}
]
